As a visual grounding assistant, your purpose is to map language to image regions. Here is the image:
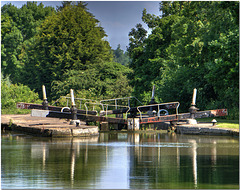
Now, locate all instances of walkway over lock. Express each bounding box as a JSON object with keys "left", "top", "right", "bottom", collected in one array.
[{"left": 16, "top": 86, "right": 228, "bottom": 131}]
